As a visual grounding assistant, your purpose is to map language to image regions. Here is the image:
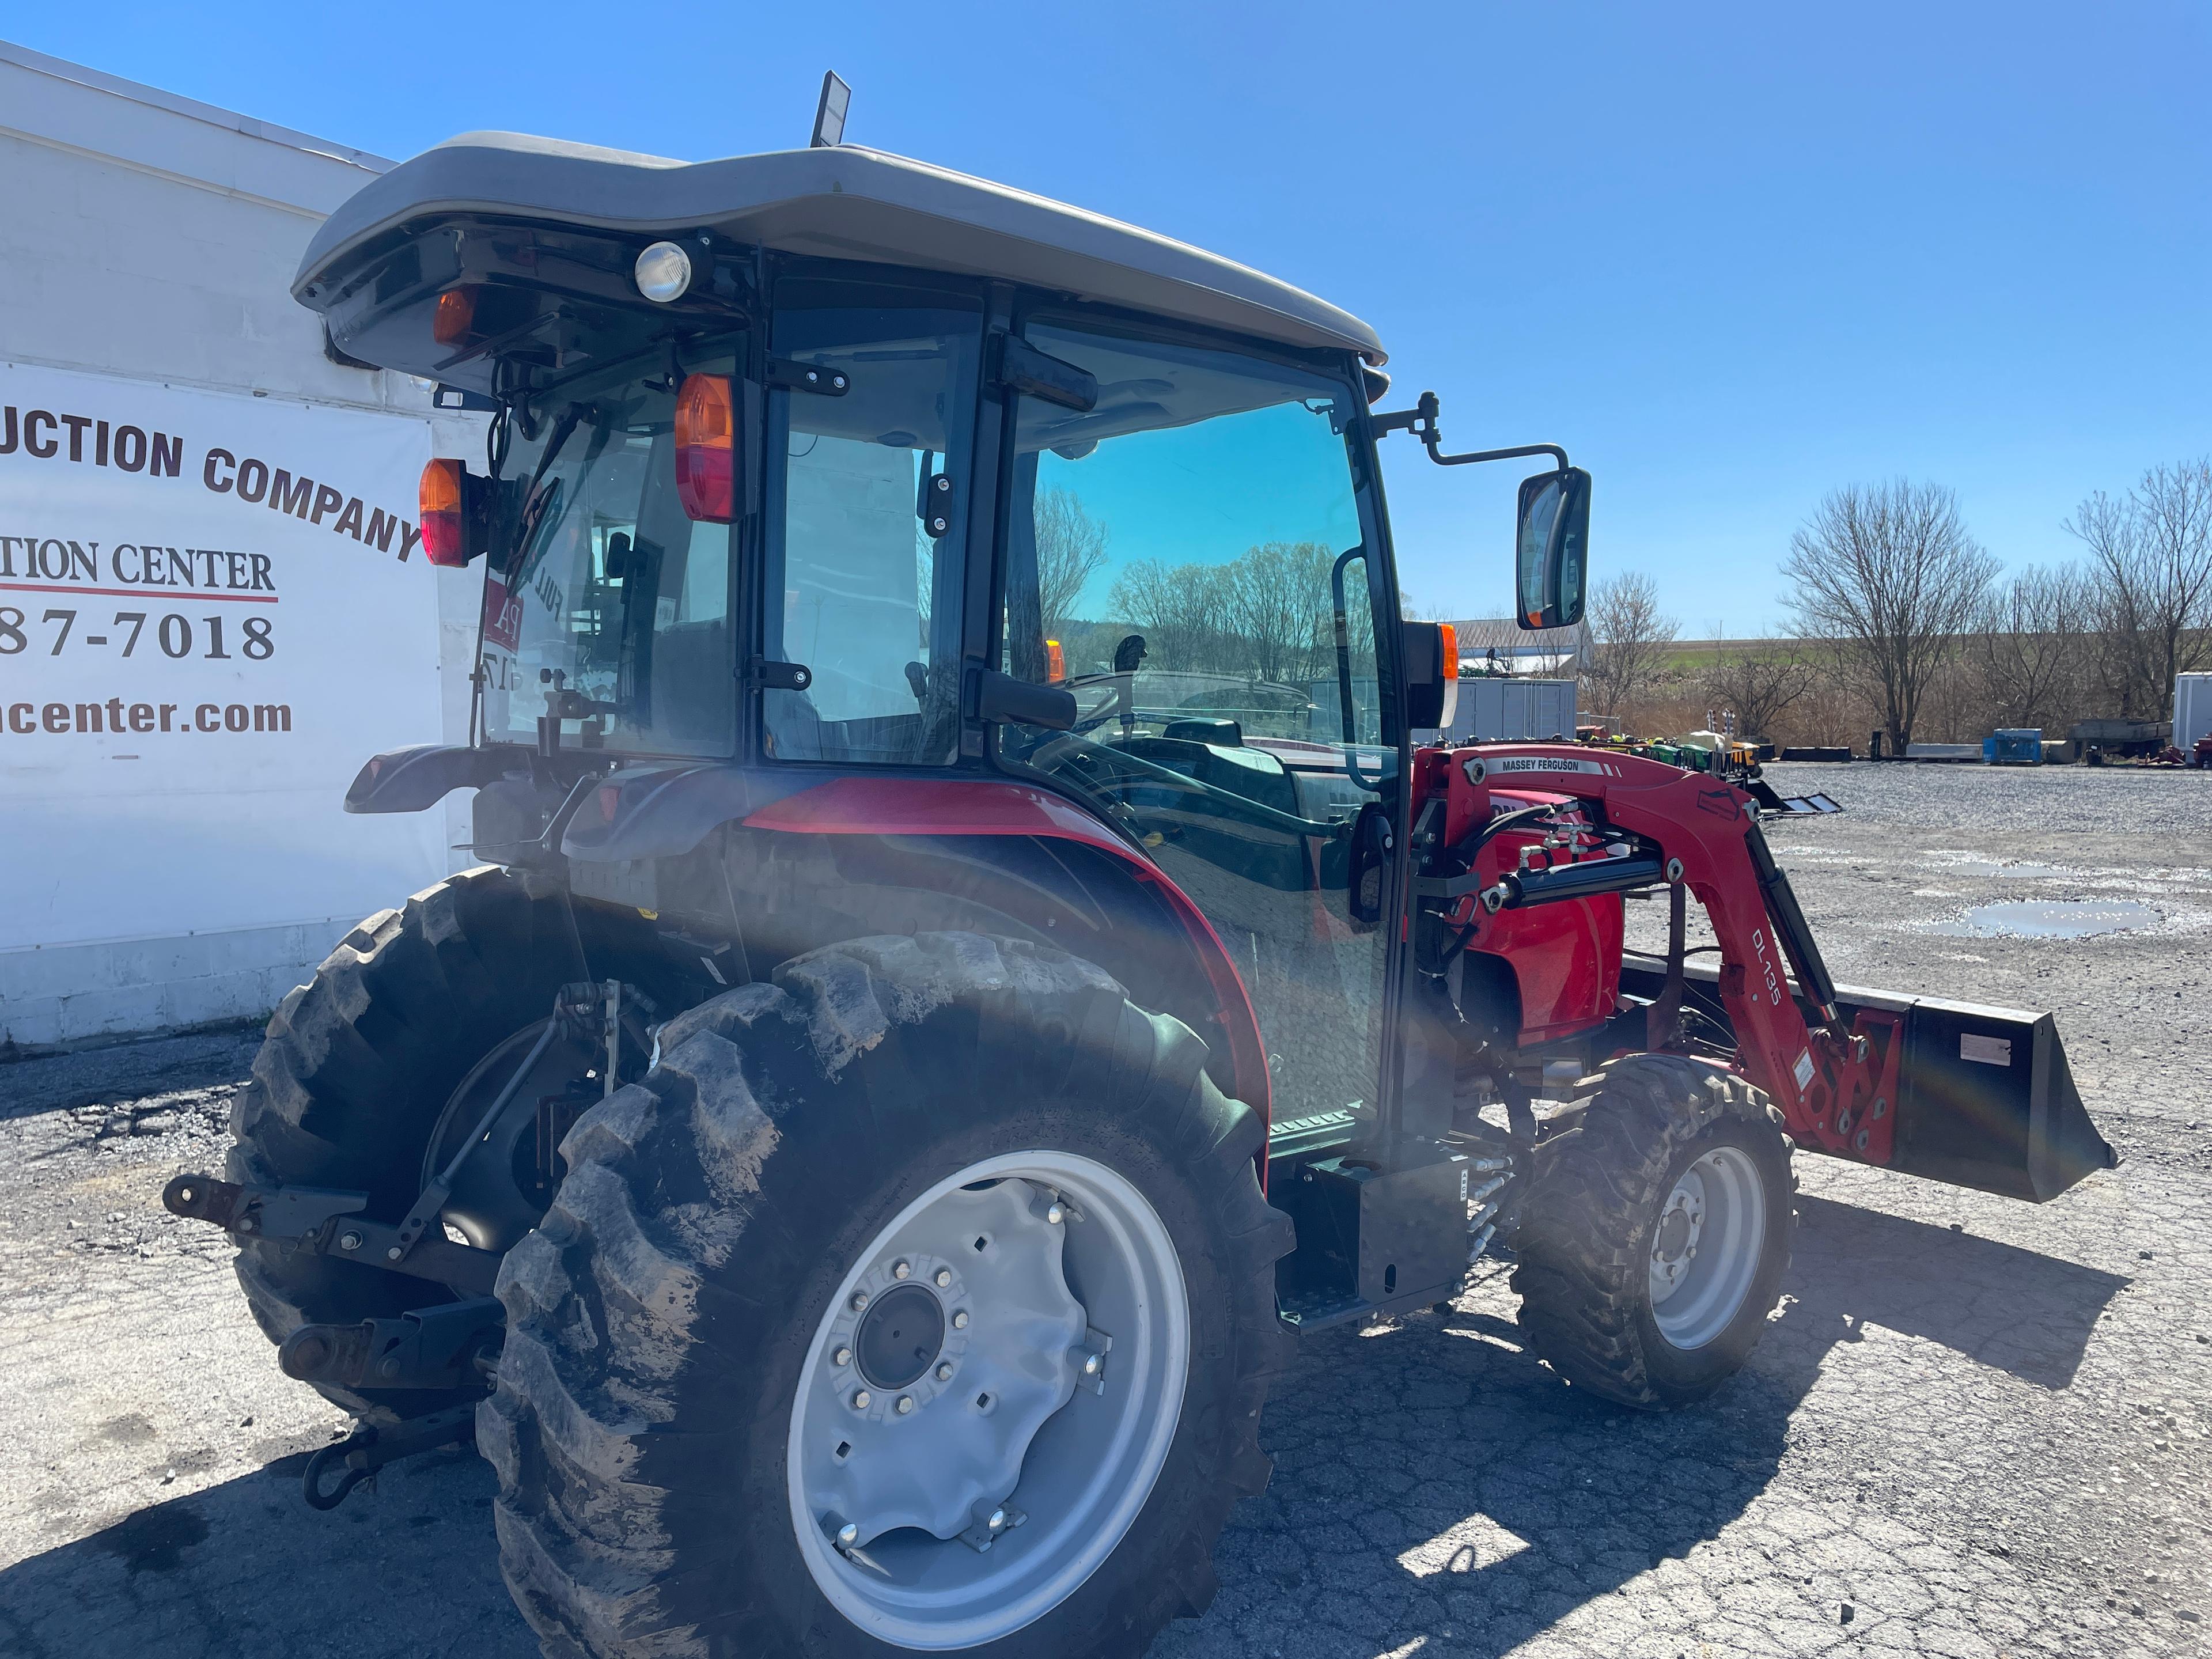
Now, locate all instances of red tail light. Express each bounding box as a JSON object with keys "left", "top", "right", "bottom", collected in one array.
[
  {"left": 675, "top": 374, "right": 736, "bottom": 522},
  {"left": 419, "top": 459, "right": 472, "bottom": 566},
  {"left": 1046, "top": 639, "right": 1066, "bottom": 682},
  {"left": 1435, "top": 622, "right": 1460, "bottom": 731},
  {"left": 432, "top": 286, "right": 478, "bottom": 347}
]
